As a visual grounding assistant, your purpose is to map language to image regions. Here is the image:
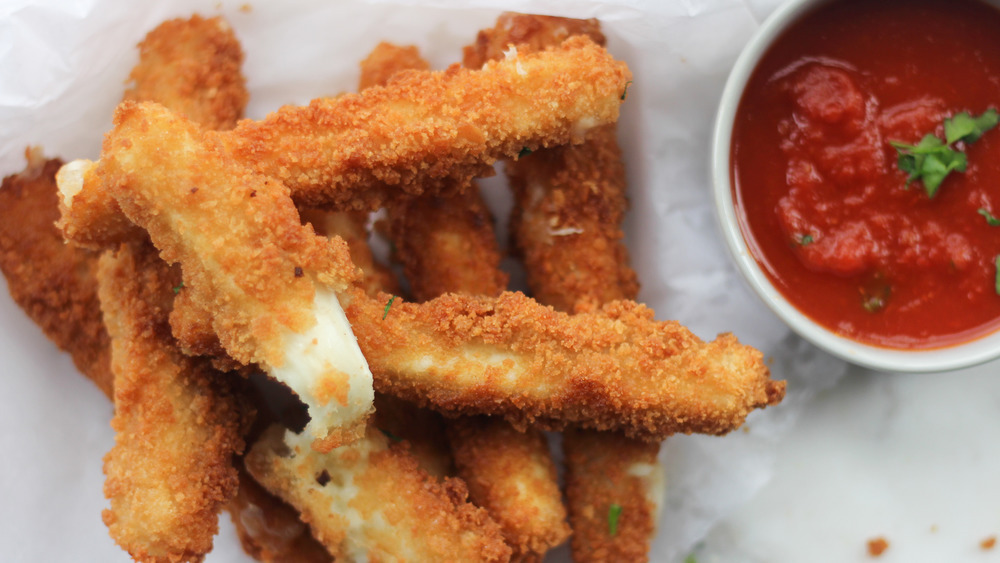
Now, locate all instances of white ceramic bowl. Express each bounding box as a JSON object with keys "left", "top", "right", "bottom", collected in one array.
[{"left": 710, "top": 0, "right": 1000, "bottom": 373}]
